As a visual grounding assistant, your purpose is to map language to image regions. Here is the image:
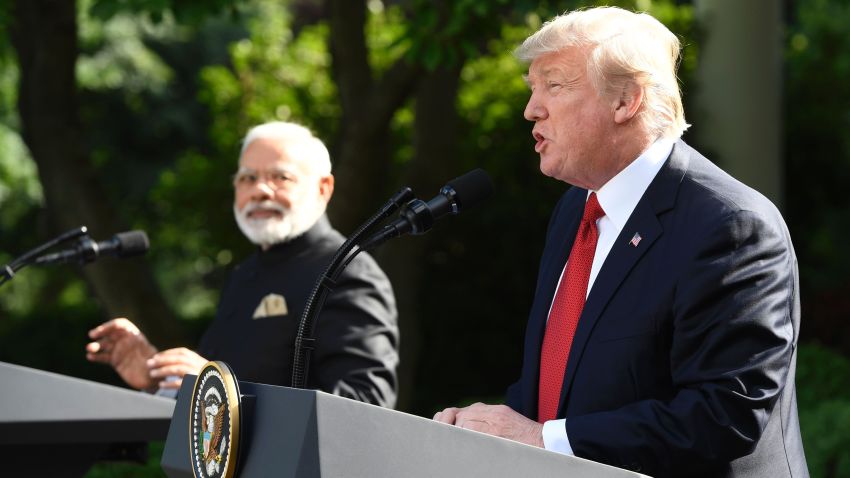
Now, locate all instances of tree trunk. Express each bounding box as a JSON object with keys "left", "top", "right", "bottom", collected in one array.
[
  {"left": 325, "top": 0, "right": 420, "bottom": 233},
  {"left": 693, "top": 0, "right": 783, "bottom": 207},
  {"left": 380, "top": 63, "right": 463, "bottom": 411},
  {"left": 10, "top": 0, "right": 181, "bottom": 348},
  {"left": 324, "top": 0, "right": 473, "bottom": 411}
]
